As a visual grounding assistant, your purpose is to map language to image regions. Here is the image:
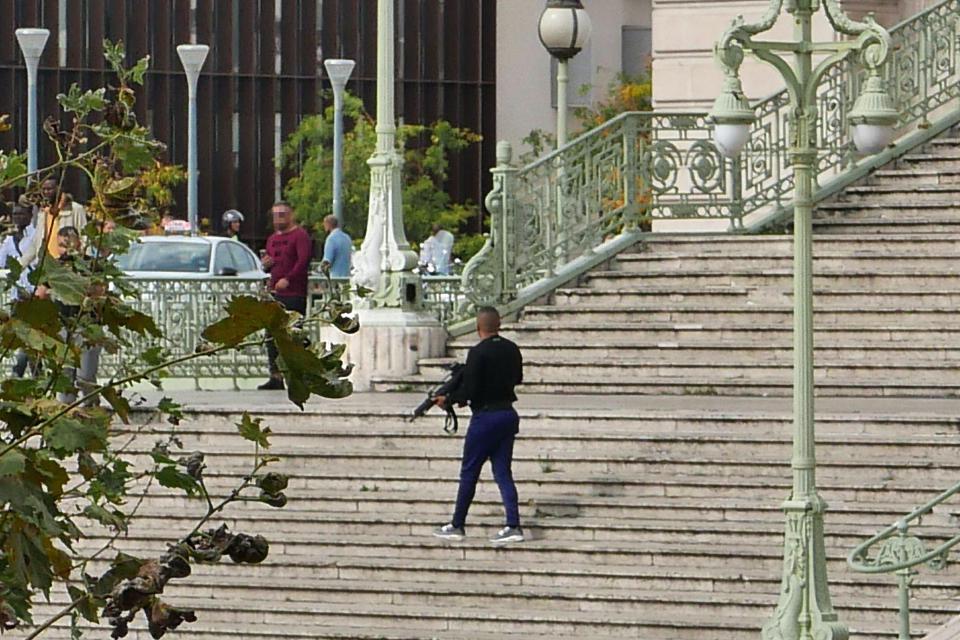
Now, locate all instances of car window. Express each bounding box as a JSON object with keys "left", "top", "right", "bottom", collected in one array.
[
  {"left": 116, "top": 242, "right": 211, "bottom": 273},
  {"left": 213, "top": 244, "right": 236, "bottom": 274},
  {"left": 225, "top": 242, "right": 257, "bottom": 273}
]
